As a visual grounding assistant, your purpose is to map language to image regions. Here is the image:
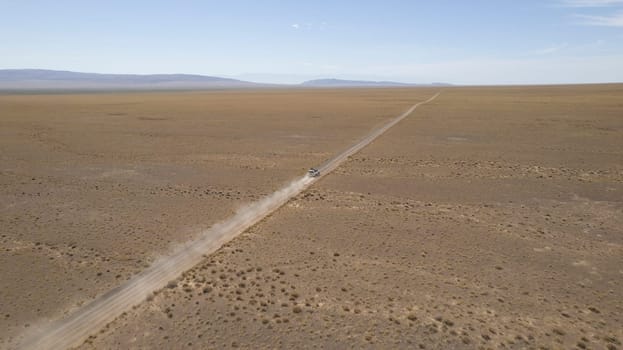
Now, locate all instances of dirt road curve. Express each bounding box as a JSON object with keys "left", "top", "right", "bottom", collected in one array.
[{"left": 15, "top": 92, "right": 439, "bottom": 350}]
